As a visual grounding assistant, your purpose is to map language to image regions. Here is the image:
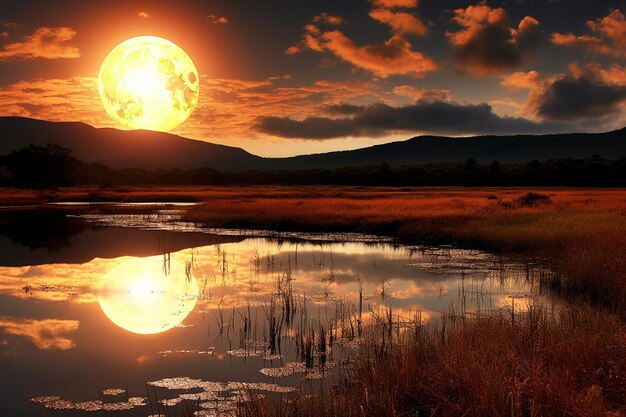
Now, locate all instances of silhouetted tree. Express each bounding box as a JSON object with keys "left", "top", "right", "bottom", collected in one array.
[{"left": 1, "top": 144, "right": 82, "bottom": 187}]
